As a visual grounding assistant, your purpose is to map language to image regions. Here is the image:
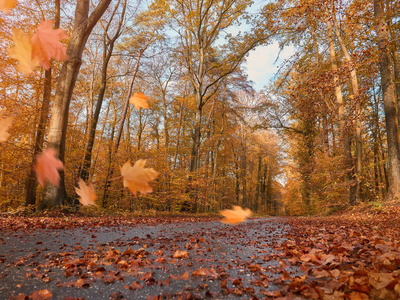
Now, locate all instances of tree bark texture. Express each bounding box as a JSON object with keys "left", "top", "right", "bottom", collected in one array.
[
  {"left": 374, "top": 0, "right": 400, "bottom": 199},
  {"left": 325, "top": 14, "right": 356, "bottom": 205},
  {"left": 40, "top": 0, "right": 112, "bottom": 209},
  {"left": 332, "top": 10, "right": 362, "bottom": 204},
  {"left": 80, "top": 0, "right": 126, "bottom": 182}
]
